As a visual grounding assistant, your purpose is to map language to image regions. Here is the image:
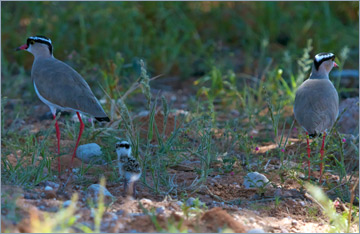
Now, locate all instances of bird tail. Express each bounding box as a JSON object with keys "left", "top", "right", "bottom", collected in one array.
[{"left": 95, "top": 116, "right": 110, "bottom": 122}]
